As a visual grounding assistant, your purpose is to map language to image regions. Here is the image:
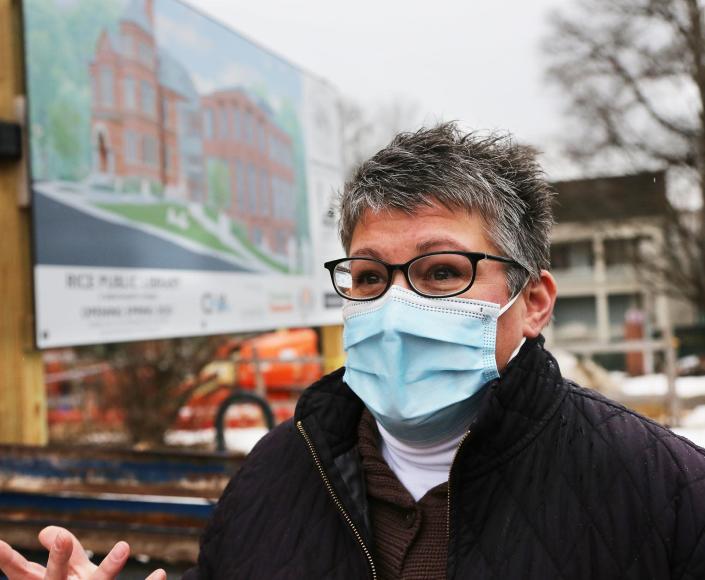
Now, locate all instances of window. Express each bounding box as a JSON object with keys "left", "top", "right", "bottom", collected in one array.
[
  {"left": 140, "top": 80, "right": 155, "bottom": 117},
  {"left": 551, "top": 241, "right": 593, "bottom": 270},
  {"left": 260, "top": 169, "right": 269, "bottom": 216},
  {"left": 204, "top": 109, "right": 214, "bottom": 139},
  {"left": 271, "top": 177, "right": 279, "bottom": 218},
  {"left": 123, "top": 77, "right": 136, "bottom": 110},
  {"left": 162, "top": 97, "right": 170, "bottom": 128},
  {"left": 143, "top": 135, "right": 158, "bottom": 166},
  {"left": 236, "top": 160, "right": 245, "bottom": 212},
  {"left": 256, "top": 123, "right": 264, "bottom": 152},
  {"left": 122, "top": 34, "right": 134, "bottom": 59},
  {"left": 608, "top": 294, "right": 641, "bottom": 339},
  {"left": 189, "top": 171, "right": 204, "bottom": 201},
  {"left": 280, "top": 182, "right": 293, "bottom": 218},
  {"left": 187, "top": 112, "right": 200, "bottom": 137},
  {"left": 100, "top": 67, "right": 114, "bottom": 107},
  {"left": 248, "top": 164, "right": 257, "bottom": 215},
  {"left": 553, "top": 296, "right": 598, "bottom": 340},
  {"left": 233, "top": 108, "right": 241, "bottom": 141},
  {"left": 245, "top": 111, "right": 253, "bottom": 144},
  {"left": 219, "top": 108, "right": 229, "bottom": 139},
  {"left": 276, "top": 230, "right": 288, "bottom": 254},
  {"left": 165, "top": 144, "right": 173, "bottom": 172},
  {"left": 139, "top": 41, "right": 153, "bottom": 66},
  {"left": 605, "top": 238, "right": 639, "bottom": 267},
  {"left": 124, "top": 131, "right": 138, "bottom": 164}
]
